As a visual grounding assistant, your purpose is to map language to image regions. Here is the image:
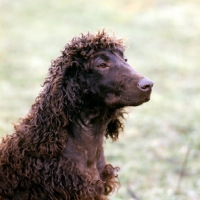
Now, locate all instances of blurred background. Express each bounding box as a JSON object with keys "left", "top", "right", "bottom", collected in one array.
[{"left": 1, "top": 0, "right": 200, "bottom": 199}]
